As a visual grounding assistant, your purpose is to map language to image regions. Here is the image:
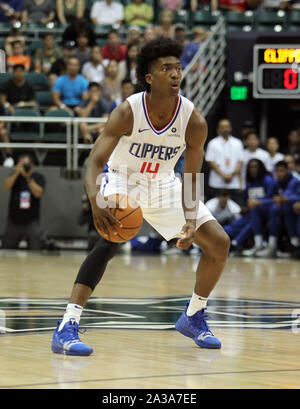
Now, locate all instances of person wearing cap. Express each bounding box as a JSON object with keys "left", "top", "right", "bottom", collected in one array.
[
  {"left": 49, "top": 40, "right": 75, "bottom": 86},
  {"left": 125, "top": 25, "right": 141, "bottom": 46},
  {"left": 90, "top": 0, "right": 124, "bottom": 25},
  {"left": 124, "top": 0, "right": 154, "bottom": 27}
]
